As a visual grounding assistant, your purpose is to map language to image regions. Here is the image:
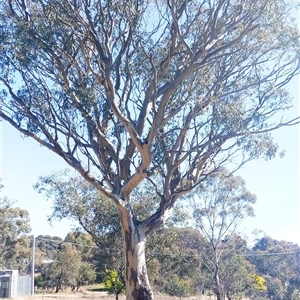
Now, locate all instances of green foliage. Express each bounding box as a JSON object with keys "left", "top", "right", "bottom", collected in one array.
[
  {"left": 72, "top": 262, "right": 96, "bottom": 292},
  {"left": 0, "top": 184, "right": 32, "bottom": 274},
  {"left": 147, "top": 227, "right": 202, "bottom": 295},
  {"left": 64, "top": 232, "right": 97, "bottom": 290},
  {"left": 40, "top": 243, "right": 95, "bottom": 292},
  {"left": 193, "top": 171, "right": 256, "bottom": 235},
  {"left": 35, "top": 275, "right": 46, "bottom": 289},
  {"left": 35, "top": 235, "right": 63, "bottom": 260},
  {"left": 65, "top": 232, "right": 97, "bottom": 264},
  {"left": 104, "top": 269, "right": 125, "bottom": 297},
  {"left": 35, "top": 173, "right": 124, "bottom": 276},
  {"left": 219, "top": 253, "right": 256, "bottom": 300},
  {"left": 249, "top": 237, "right": 300, "bottom": 300},
  {"left": 163, "top": 274, "right": 193, "bottom": 299}
]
